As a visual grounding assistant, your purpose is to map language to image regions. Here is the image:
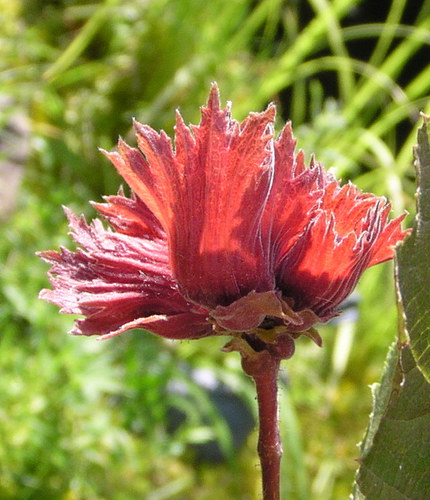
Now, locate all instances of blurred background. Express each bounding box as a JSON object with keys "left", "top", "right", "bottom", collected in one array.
[{"left": 1, "top": 0, "right": 429, "bottom": 498}]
